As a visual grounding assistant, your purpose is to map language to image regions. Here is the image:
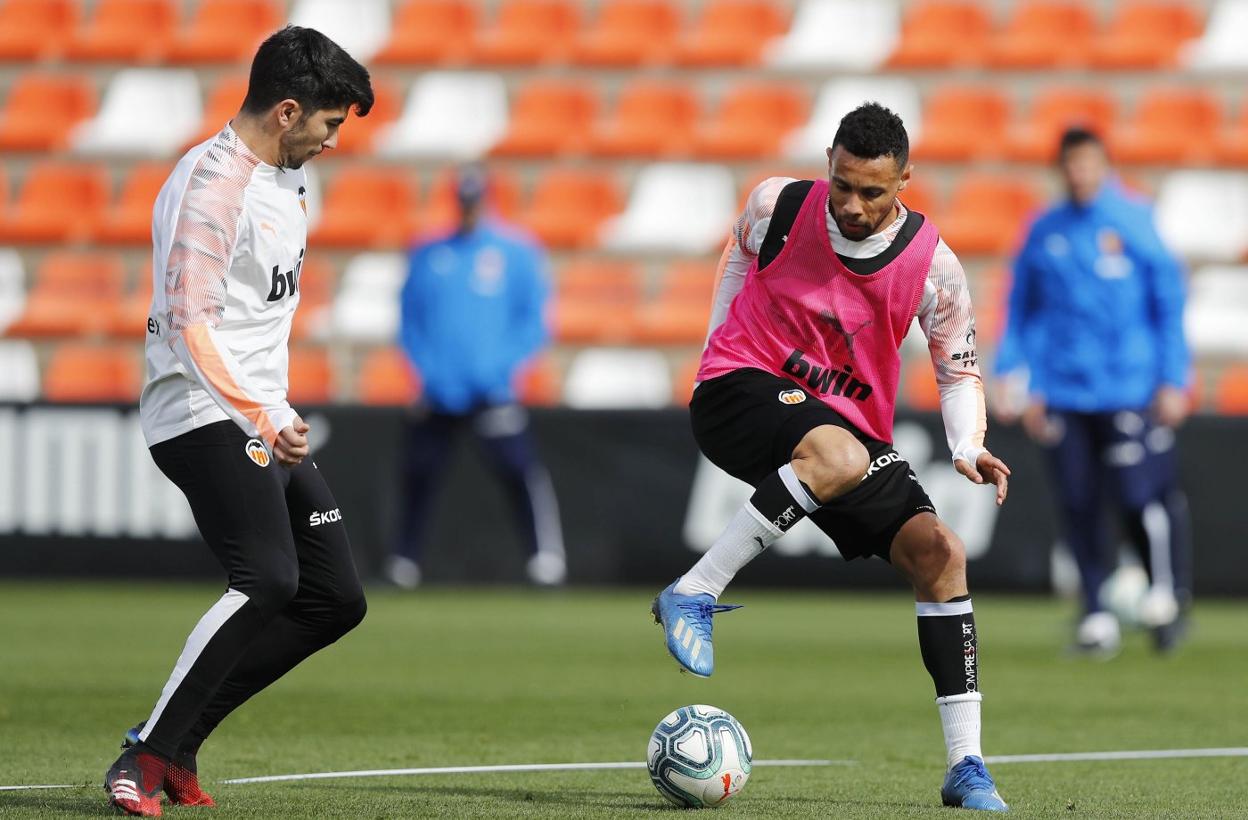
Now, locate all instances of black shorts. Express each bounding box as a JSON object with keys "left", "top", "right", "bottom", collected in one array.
[{"left": 690, "top": 368, "right": 935, "bottom": 562}]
